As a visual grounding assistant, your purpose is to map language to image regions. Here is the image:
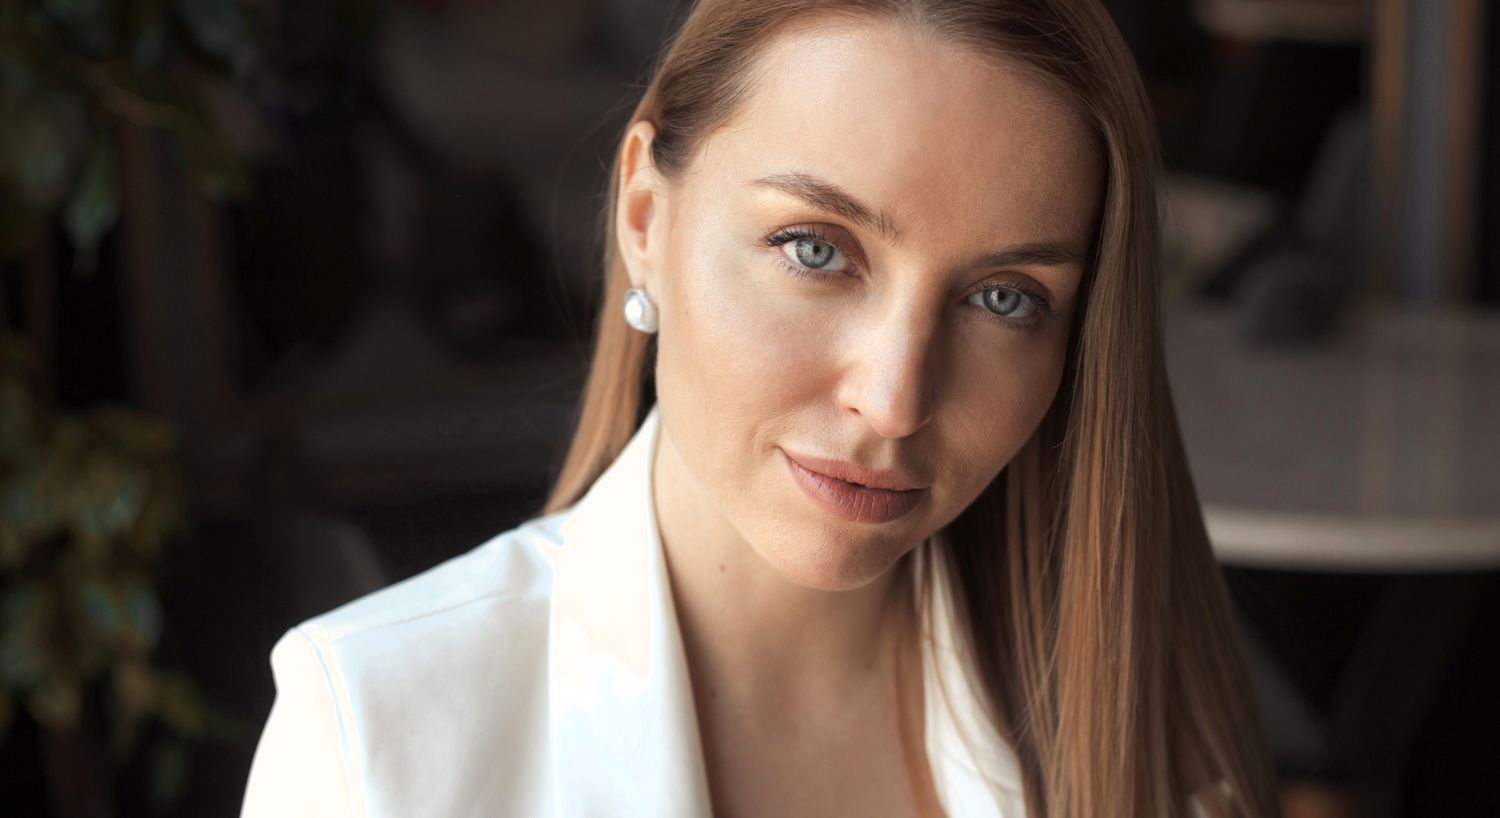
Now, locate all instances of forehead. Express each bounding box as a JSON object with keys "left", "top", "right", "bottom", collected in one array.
[{"left": 680, "top": 17, "right": 1102, "bottom": 250}]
